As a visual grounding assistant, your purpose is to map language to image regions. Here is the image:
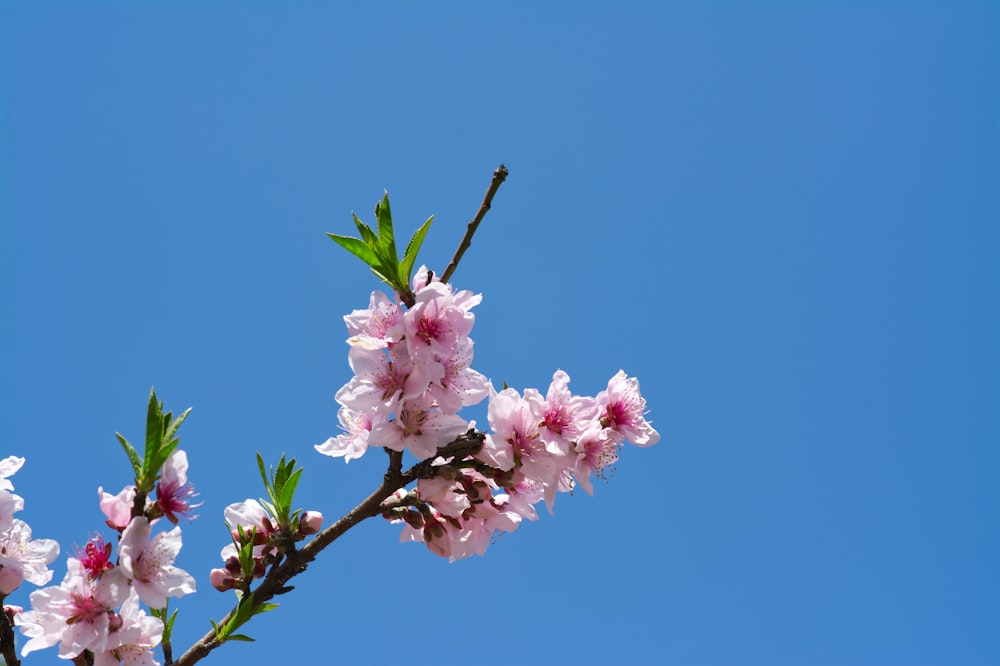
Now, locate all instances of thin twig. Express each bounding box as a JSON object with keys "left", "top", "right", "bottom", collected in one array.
[
  {"left": 172, "top": 430, "right": 487, "bottom": 666},
  {"left": 440, "top": 165, "right": 509, "bottom": 284}
]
